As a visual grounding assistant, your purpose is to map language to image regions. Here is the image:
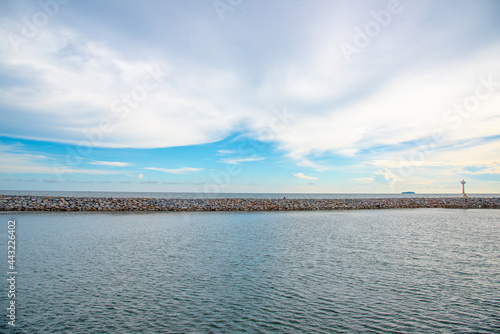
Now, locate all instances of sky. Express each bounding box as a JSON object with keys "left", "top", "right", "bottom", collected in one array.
[{"left": 1, "top": 0, "right": 500, "bottom": 194}]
